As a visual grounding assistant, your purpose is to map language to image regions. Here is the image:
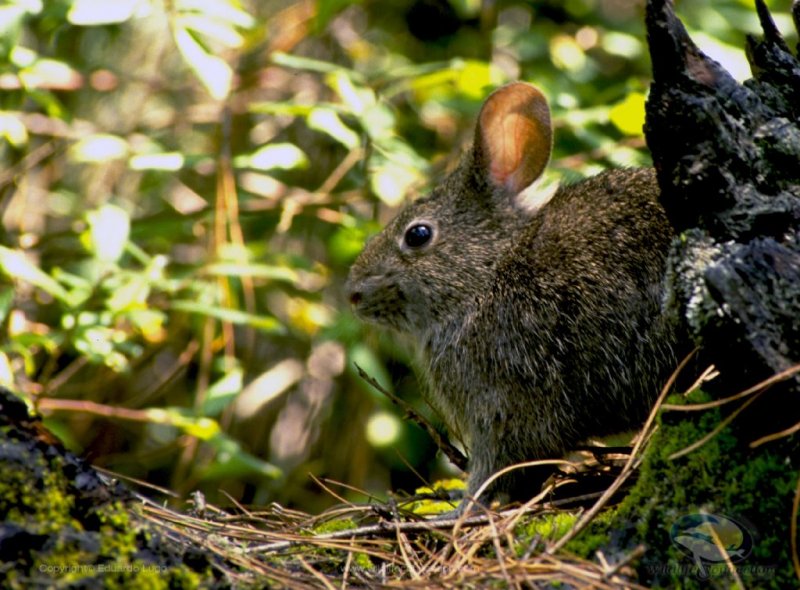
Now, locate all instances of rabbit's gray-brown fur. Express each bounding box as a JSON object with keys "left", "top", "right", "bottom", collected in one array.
[{"left": 347, "top": 83, "right": 676, "bottom": 504}]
